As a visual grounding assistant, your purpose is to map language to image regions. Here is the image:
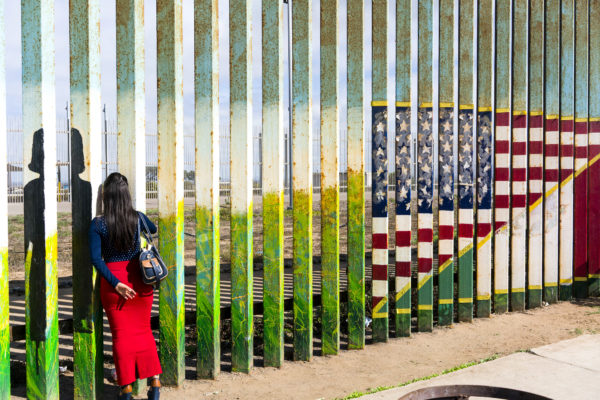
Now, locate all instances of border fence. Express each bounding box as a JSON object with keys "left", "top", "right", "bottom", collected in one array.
[{"left": 1, "top": 0, "right": 599, "bottom": 399}]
